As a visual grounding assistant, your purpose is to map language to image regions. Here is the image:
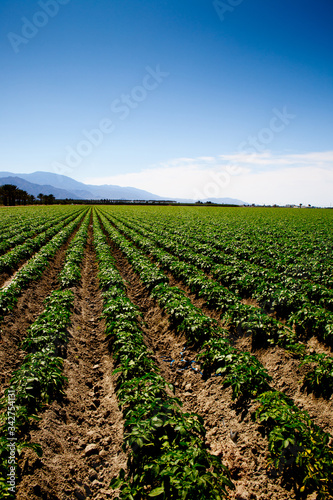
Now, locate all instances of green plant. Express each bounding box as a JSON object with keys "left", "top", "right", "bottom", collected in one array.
[
  {"left": 93, "top": 212, "right": 234, "bottom": 499},
  {"left": 254, "top": 391, "right": 333, "bottom": 498},
  {"left": 300, "top": 353, "right": 333, "bottom": 398}
]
